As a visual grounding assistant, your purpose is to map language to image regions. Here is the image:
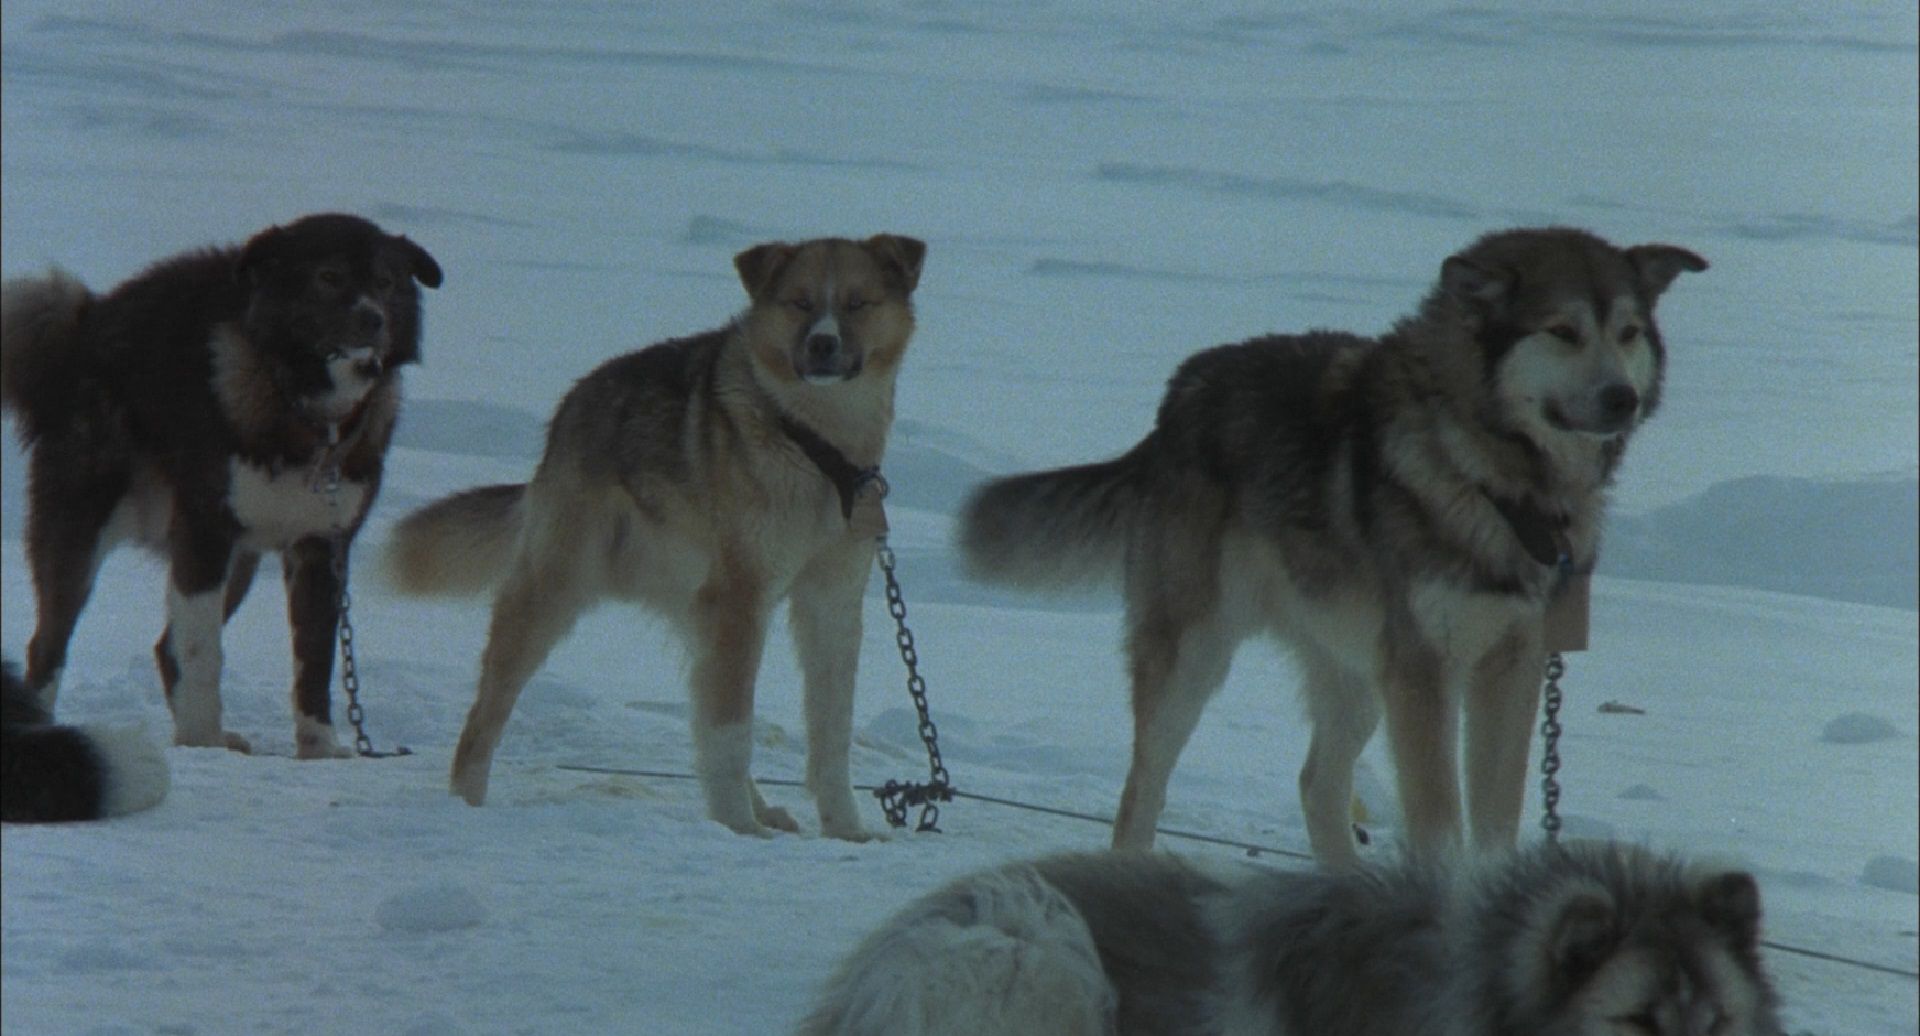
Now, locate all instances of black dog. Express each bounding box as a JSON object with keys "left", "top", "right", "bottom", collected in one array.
[{"left": 1, "top": 214, "right": 441, "bottom": 757}]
